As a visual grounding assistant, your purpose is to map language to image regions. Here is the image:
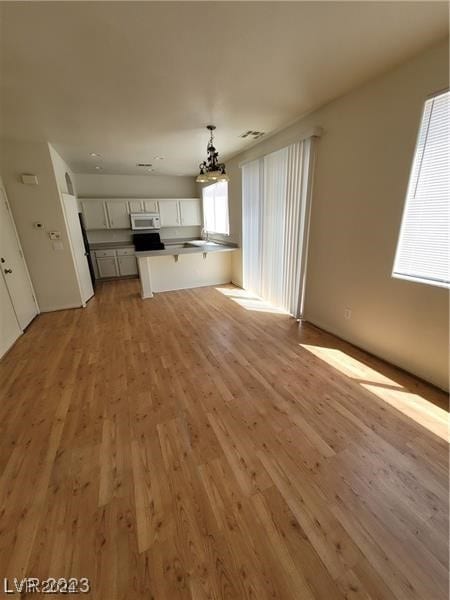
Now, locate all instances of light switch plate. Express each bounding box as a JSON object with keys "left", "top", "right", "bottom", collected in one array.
[
  {"left": 21, "top": 174, "right": 39, "bottom": 185},
  {"left": 52, "top": 241, "right": 64, "bottom": 251}
]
